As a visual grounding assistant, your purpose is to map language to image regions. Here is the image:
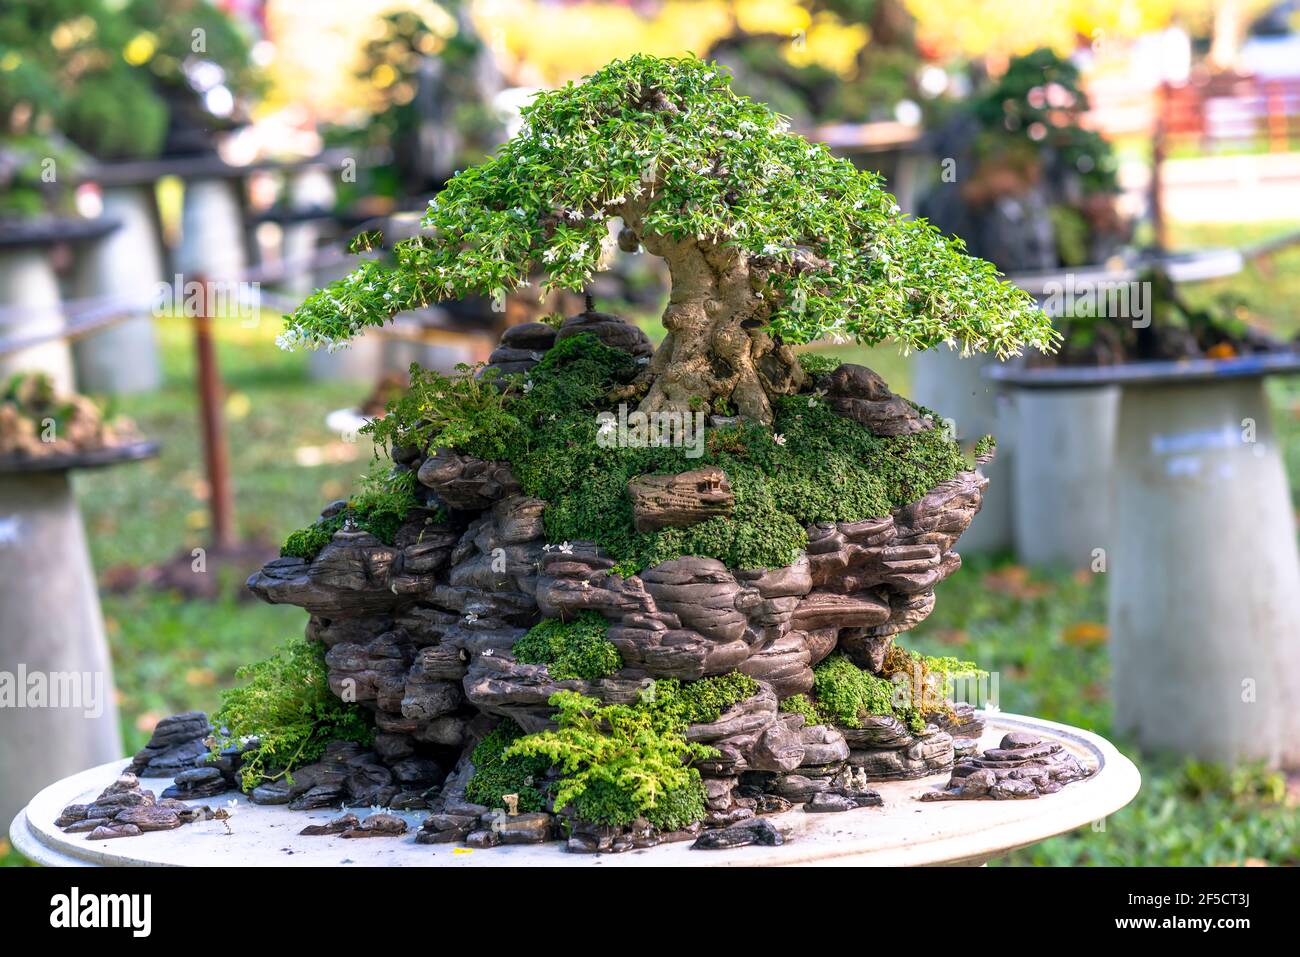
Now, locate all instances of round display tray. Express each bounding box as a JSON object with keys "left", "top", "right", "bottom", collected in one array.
[
  {"left": 9, "top": 712, "right": 1140, "bottom": 868},
  {"left": 0, "top": 439, "right": 160, "bottom": 476},
  {"left": 985, "top": 352, "right": 1300, "bottom": 390}
]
